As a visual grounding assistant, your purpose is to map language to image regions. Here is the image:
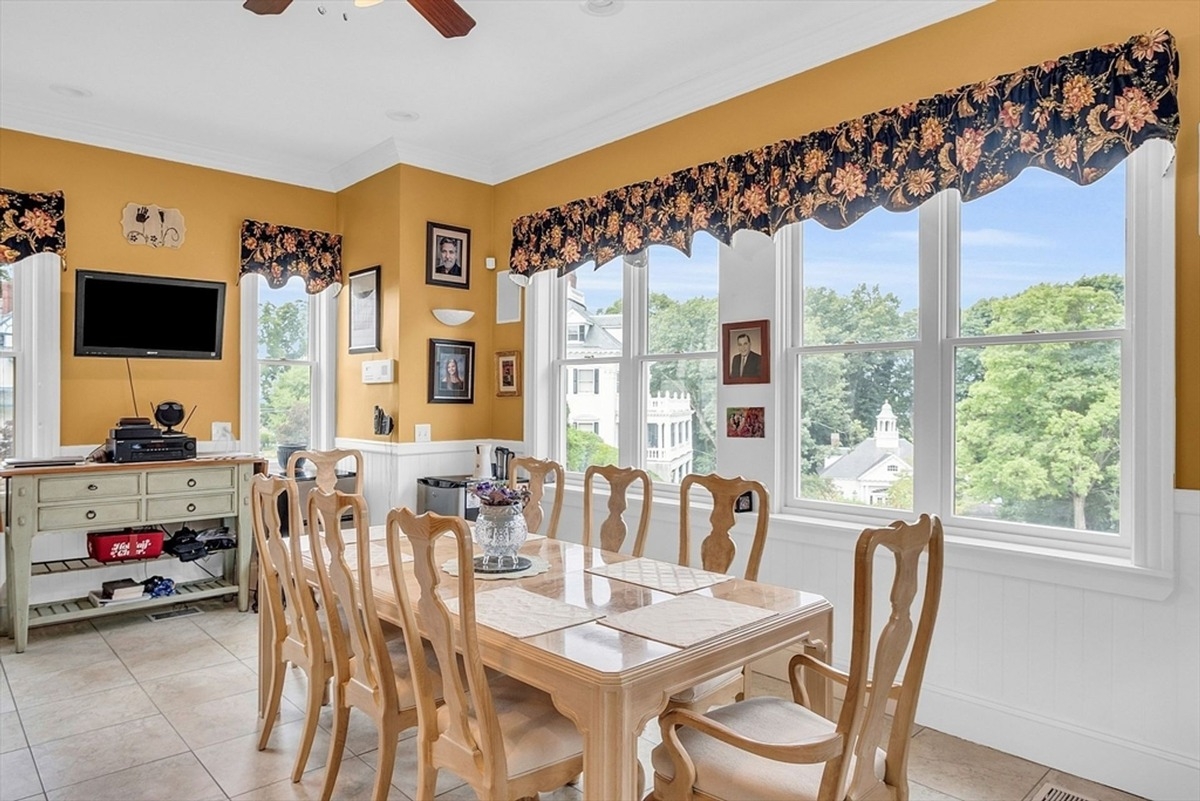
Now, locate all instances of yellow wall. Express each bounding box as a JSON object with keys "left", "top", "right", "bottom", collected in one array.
[
  {"left": 335, "top": 164, "right": 496, "bottom": 443},
  {"left": 492, "top": 0, "right": 1200, "bottom": 488},
  {"left": 0, "top": 129, "right": 337, "bottom": 446}
]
